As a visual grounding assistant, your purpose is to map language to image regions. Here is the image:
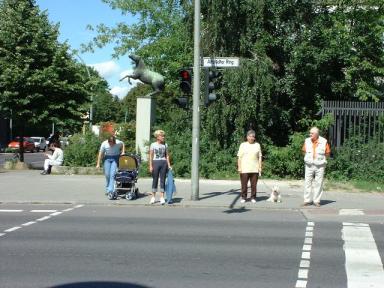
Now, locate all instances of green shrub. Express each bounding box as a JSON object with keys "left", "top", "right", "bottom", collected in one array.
[
  {"left": 4, "top": 147, "right": 16, "bottom": 153},
  {"left": 64, "top": 132, "right": 101, "bottom": 167},
  {"left": 263, "top": 132, "right": 305, "bottom": 178},
  {"left": 328, "top": 136, "right": 384, "bottom": 183}
]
